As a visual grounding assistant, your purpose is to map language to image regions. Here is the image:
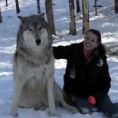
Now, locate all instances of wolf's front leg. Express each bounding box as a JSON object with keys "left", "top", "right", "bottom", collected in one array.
[
  {"left": 10, "top": 80, "right": 25, "bottom": 116},
  {"left": 47, "top": 76, "right": 56, "bottom": 116}
]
